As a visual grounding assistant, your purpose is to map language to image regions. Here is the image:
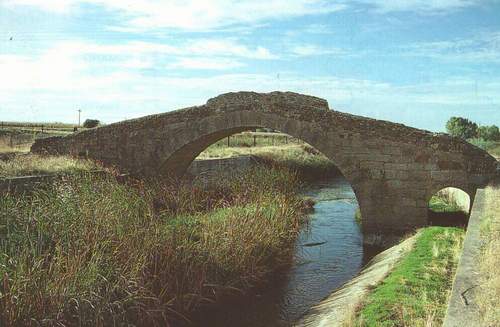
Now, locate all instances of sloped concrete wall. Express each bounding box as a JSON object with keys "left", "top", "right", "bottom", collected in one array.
[{"left": 443, "top": 189, "right": 486, "bottom": 327}]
